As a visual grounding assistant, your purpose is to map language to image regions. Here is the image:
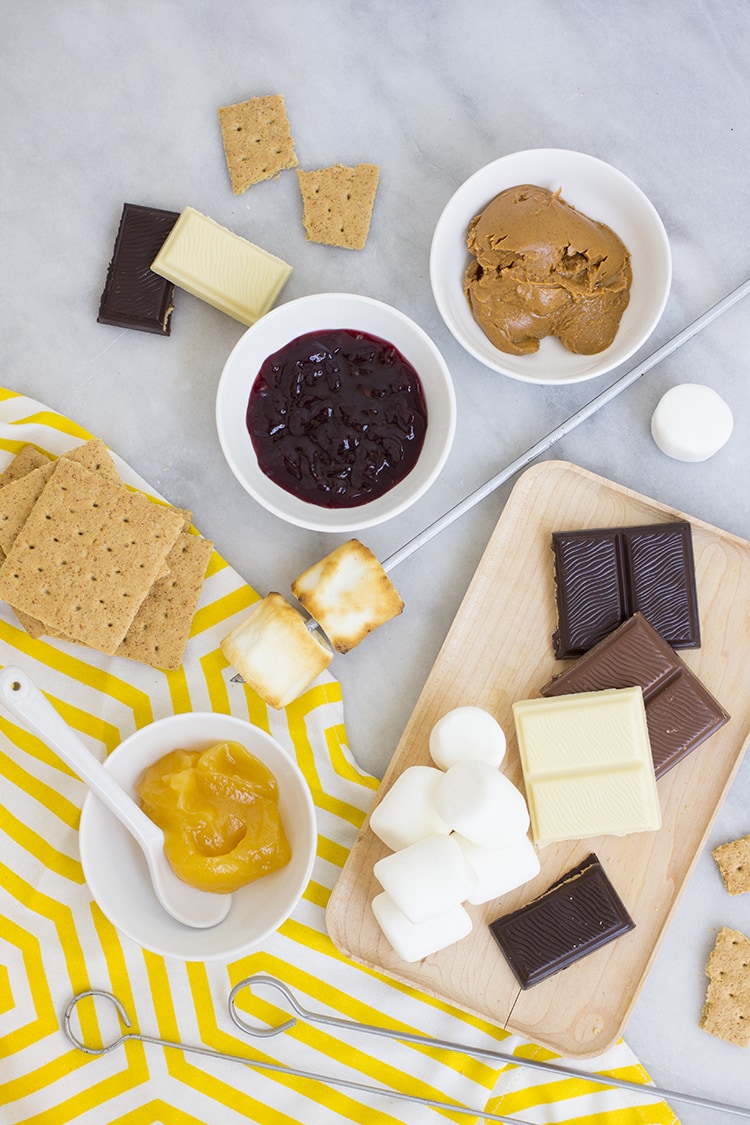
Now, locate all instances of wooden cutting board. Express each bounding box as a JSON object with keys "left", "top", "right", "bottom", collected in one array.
[{"left": 326, "top": 460, "right": 750, "bottom": 1058}]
